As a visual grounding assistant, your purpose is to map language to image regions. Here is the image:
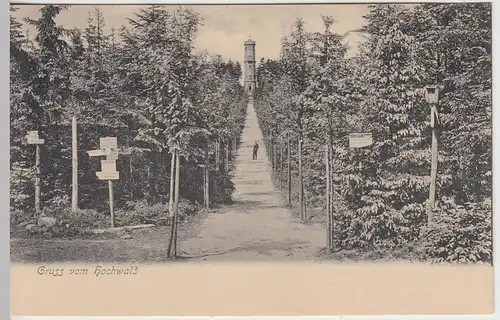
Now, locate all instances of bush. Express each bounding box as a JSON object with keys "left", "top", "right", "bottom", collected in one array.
[
  {"left": 418, "top": 198, "right": 492, "bottom": 264},
  {"left": 211, "top": 172, "right": 235, "bottom": 204},
  {"left": 116, "top": 198, "right": 203, "bottom": 227},
  {"left": 116, "top": 200, "right": 167, "bottom": 226},
  {"left": 11, "top": 195, "right": 205, "bottom": 239},
  {"left": 10, "top": 208, "right": 33, "bottom": 229}
]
